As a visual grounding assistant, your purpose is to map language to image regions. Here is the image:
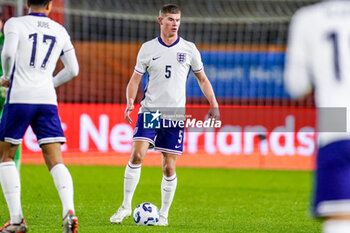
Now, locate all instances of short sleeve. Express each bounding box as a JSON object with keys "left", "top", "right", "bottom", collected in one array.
[
  {"left": 190, "top": 44, "right": 203, "bottom": 73},
  {"left": 134, "top": 44, "right": 148, "bottom": 75},
  {"left": 4, "top": 18, "right": 18, "bottom": 36}
]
